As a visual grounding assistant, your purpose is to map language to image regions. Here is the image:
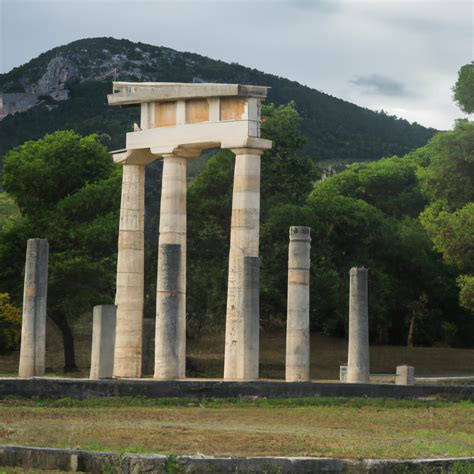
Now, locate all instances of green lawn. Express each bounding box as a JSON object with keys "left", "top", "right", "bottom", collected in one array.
[{"left": 0, "top": 397, "right": 473, "bottom": 459}]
